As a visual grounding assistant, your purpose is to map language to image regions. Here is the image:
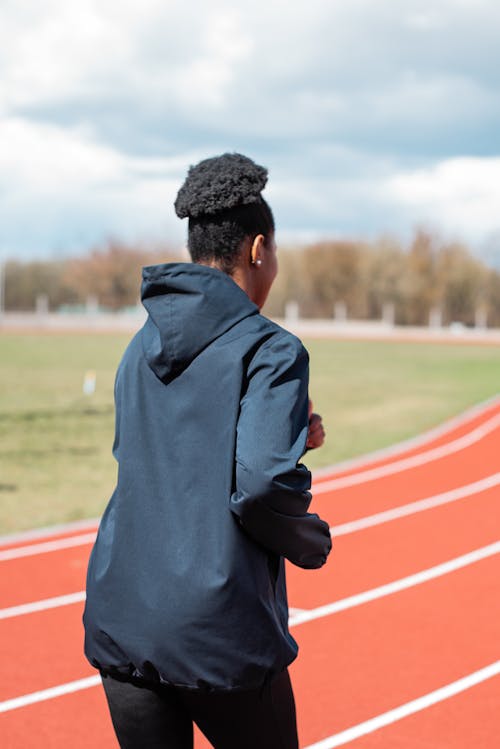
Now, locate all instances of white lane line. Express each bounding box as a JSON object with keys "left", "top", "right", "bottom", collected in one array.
[
  {"left": 4, "top": 542, "right": 498, "bottom": 628},
  {"left": 0, "top": 518, "right": 99, "bottom": 547},
  {"left": 329, "top": 472, "right": 500, "bottom": 536},
  {"left": 288, "top": 607, "right": 308, "bottom": 617},
  {"left": 0, "top": 592, "right": 86, "bottom": 620},
  {"left": 313, "top": 411, "right": 500, "bottom": 492},
  {"left": 3, "top": 466, "right": 499, "bottom": 563},
  {"left": 0, "top": 532, "right": 97, "bottom": 562},
  {"left": 0, "top": 675, "right": 101, "bottom": 714},
  {"left": 1, "top": 543, "right": 498, "bottom": 712},
  {"left": 312, "top": 395, "right": 500, "bottom": 480},
  {"left": 0, "top": 599, "right": 308, "bottom": 622},
  {"left": 304, "top": 660, "right": 500, "bottom": 748},
  {"left": 288, "top": 541, "right": 500, "bottom": 627}
]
